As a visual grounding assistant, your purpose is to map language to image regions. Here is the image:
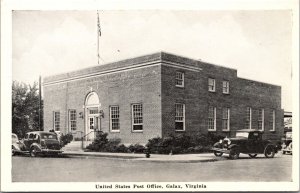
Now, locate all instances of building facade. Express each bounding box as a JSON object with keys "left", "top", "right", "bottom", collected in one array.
[{"left": 43, "top": 52, "right": 284, "bottom": 145}]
